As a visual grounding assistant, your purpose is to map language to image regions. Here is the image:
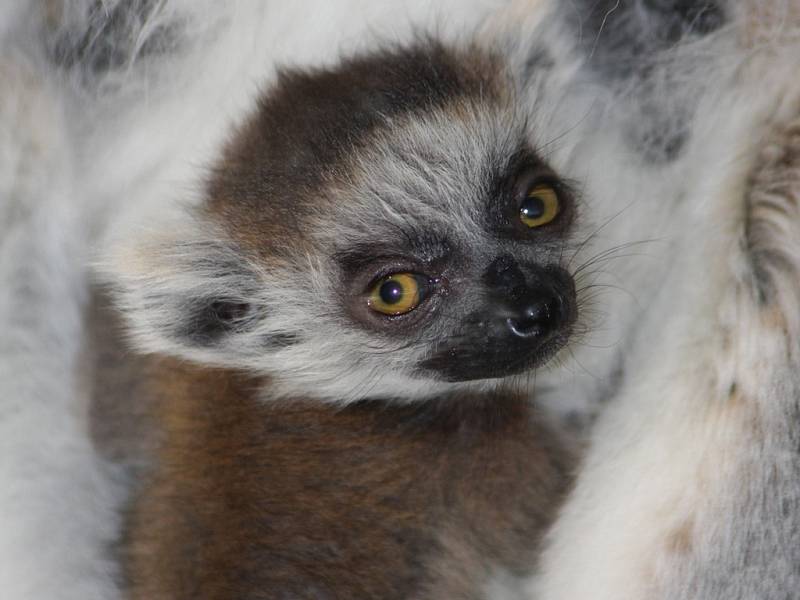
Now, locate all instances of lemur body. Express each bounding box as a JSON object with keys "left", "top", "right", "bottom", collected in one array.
[
  {"left": 535, "top": 88, "right": 800, "bottom": 598},
  {"left": 120, "top": 360, "right": 570, "bottom": 598},
  {"left": 528, "top": 2, "right": 800, "bottom": 598},
  {"left": 106, "top": 41, "right": 583, "bottom": 598}
]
